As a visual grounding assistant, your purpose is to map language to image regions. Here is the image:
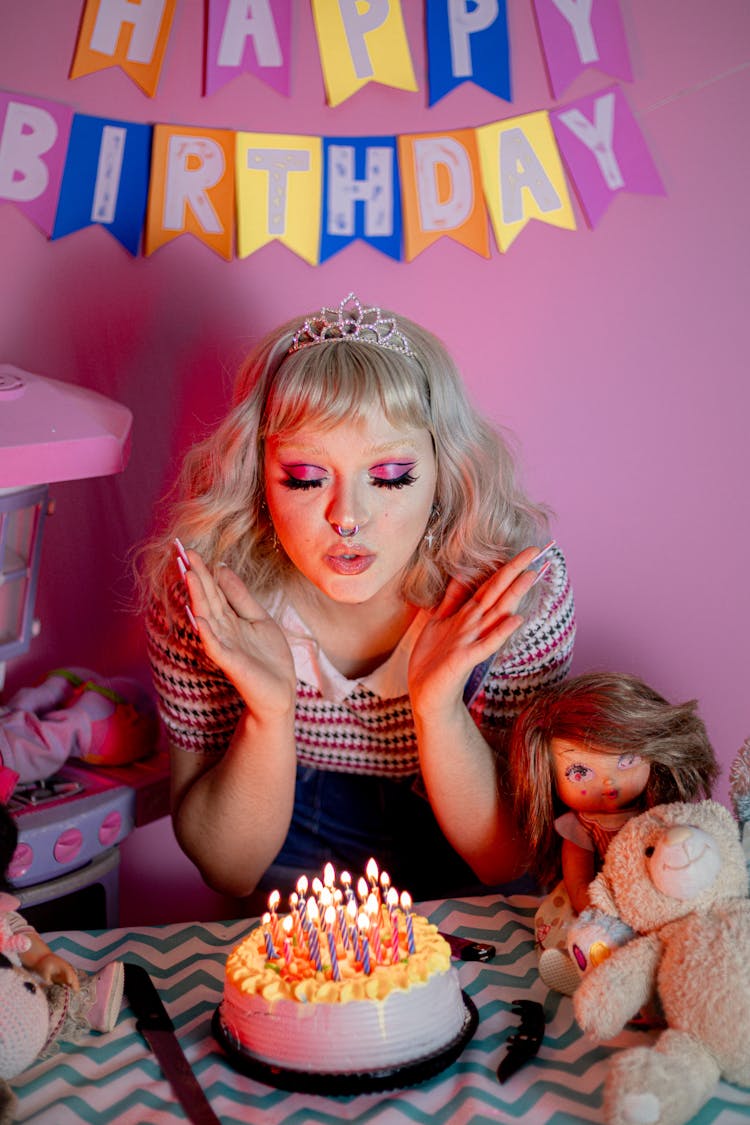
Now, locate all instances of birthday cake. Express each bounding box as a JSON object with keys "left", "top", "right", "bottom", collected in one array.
[{"left": 215, "top": 861, "right": 471, "bottom": 1083}]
